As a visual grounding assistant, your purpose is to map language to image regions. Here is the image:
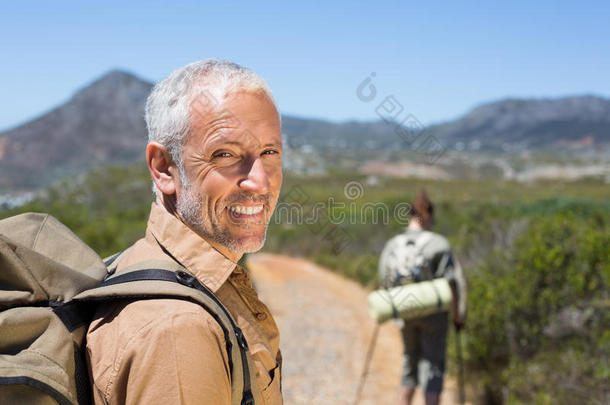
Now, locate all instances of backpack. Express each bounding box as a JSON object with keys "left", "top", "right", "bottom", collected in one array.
[
  {"left": 0, "top": 213, "right": 256, "bottom": 405},
  {"left": 379, "top": 231, "right": 434, "bottom": 288}
]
